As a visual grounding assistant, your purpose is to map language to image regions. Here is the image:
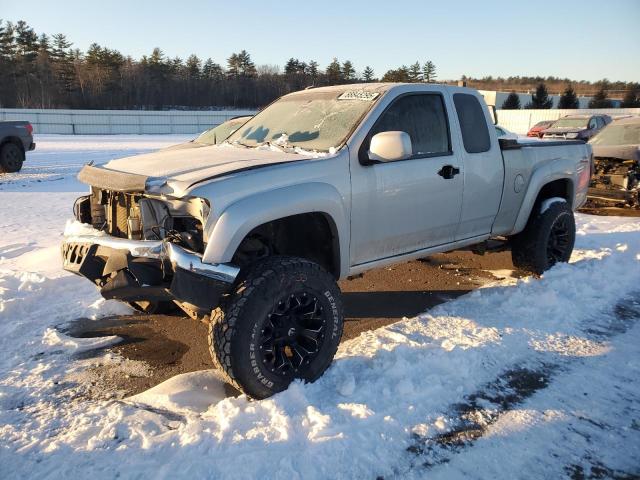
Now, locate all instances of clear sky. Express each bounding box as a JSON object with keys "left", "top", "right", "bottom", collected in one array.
[{"left": 1, "top": 0, "right": 638, "bottom": 82}]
